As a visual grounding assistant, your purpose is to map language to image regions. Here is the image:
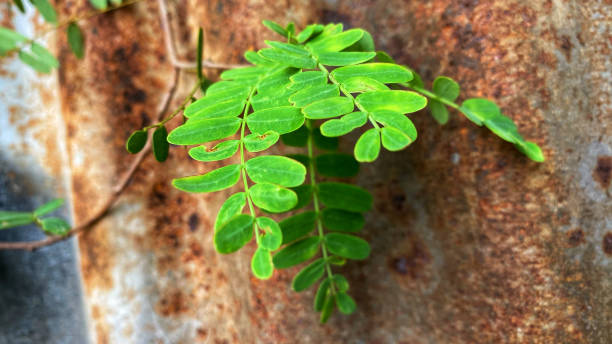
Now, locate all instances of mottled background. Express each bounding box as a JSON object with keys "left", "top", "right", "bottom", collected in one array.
[{"left": 0, "top": 0, "right": 610, "bottom": 343}]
